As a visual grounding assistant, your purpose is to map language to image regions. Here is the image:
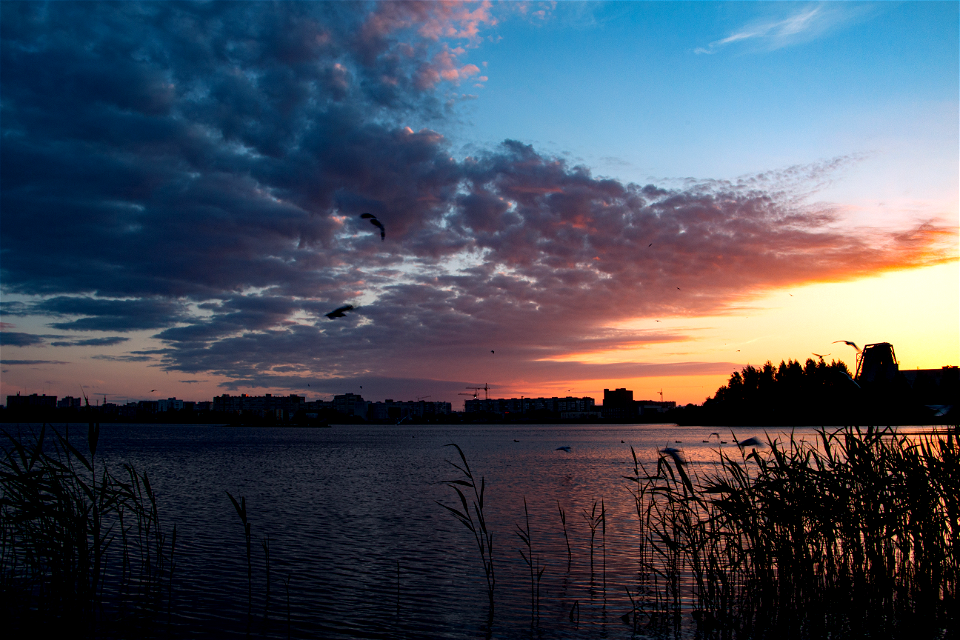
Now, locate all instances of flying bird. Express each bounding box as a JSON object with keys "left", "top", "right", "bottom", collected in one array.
[
  {"left": 325, "top": 304, "right": 355, "bottom": 319},
  {"left": 812, "top": 353, "right": 830, "bottom": 359},
  {"left": 360, "top": 213, "right": 385, "bottom": 241},
  {"left": 833, "top": 340, "right": 860, "bottom": 352},
  {"left": 491, "top": 350, "right": 495, "bottom": 354}
]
